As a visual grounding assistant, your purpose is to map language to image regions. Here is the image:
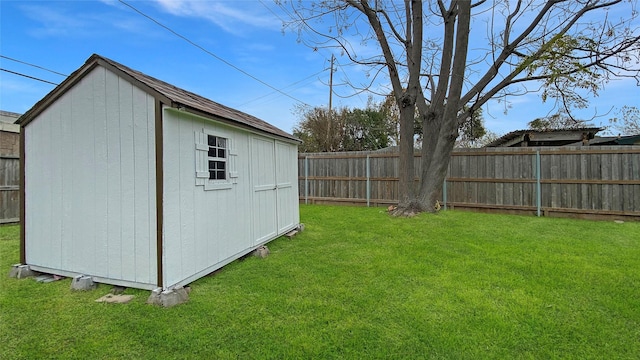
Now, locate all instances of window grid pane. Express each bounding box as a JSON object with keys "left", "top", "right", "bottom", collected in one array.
[{"left": 207, "top": 135, "right": 227, "bottom": 180}]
